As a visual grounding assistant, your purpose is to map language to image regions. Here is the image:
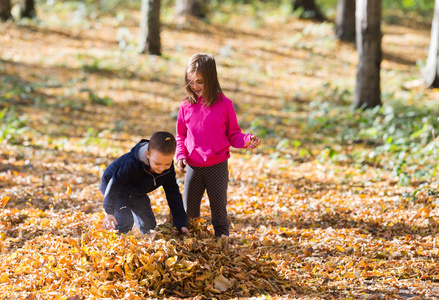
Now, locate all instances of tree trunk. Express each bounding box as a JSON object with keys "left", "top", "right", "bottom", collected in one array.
[
  {"left": 0, "top": 0, "right": 12, "bottom": 21},
  {"left": 292, "top": 0, "right": 325, "bottom": 21},
  {"left": 354, "top": 0, "right": 382, "bottom": 109},
  {"left": 335, "top": 0, "right": 355, "bottom": 41},
  {"left": 176, "top": 0, "right": 205, "bottom": 19},
  {"left": 139, "top": 0, "right": 161, "bottom": 56},
  {"left": 422, "top": 0, "right": 439, "bottom": 88},
  {"left": 20, "top": 0, "right": 36, "bottom": 19}
]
